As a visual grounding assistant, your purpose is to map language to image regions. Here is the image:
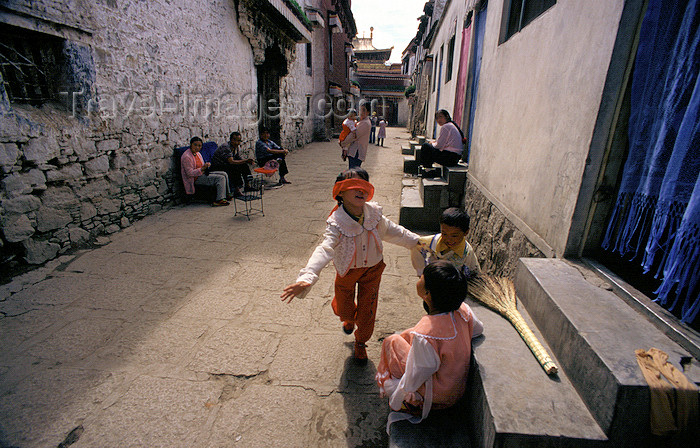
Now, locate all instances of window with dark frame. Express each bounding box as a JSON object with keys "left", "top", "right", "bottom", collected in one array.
[
  {"left": 328, "top": 20, "right": 333, "bottom": 67},
  {"left": 446, "top": 35, "right": 455, "bottom": 83},
  {"left": 0, "top": 25, "right": 67, "bottom": 108},
  {"left": 503, "top": 0, "right": 556, "bottom": 42},
  {"left": 306, "top": 42, "right": 312, "bottom": 70}
]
